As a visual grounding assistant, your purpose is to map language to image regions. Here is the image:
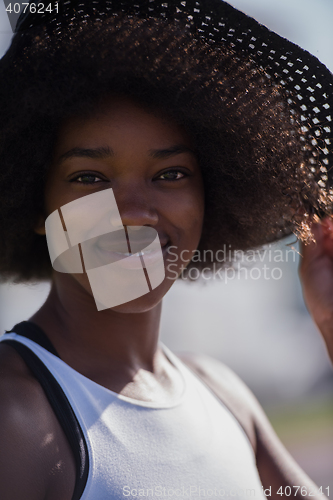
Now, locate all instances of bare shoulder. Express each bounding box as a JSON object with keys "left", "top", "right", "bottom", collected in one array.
[
  {"left": 177, "top": 351, "right": 324, "bottom": 500},
  {"left": 0, "top": 343, "right": 75, "bottom": 500},
  {"left": 177, "top": 351, "right": 260, "bottom": 406}
]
